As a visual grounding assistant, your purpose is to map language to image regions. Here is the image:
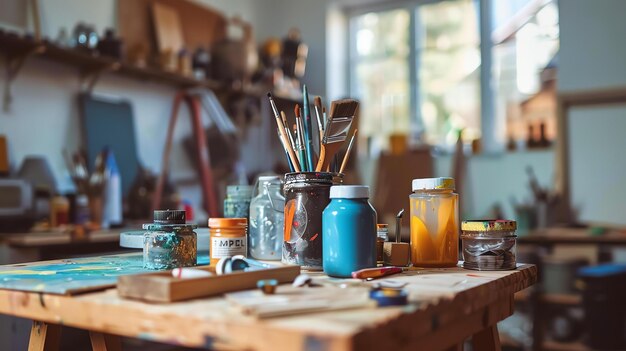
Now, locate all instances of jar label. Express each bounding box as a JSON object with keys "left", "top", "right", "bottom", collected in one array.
[{"left": 211, "top": 237, "right": 247, "bottom": 258}]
